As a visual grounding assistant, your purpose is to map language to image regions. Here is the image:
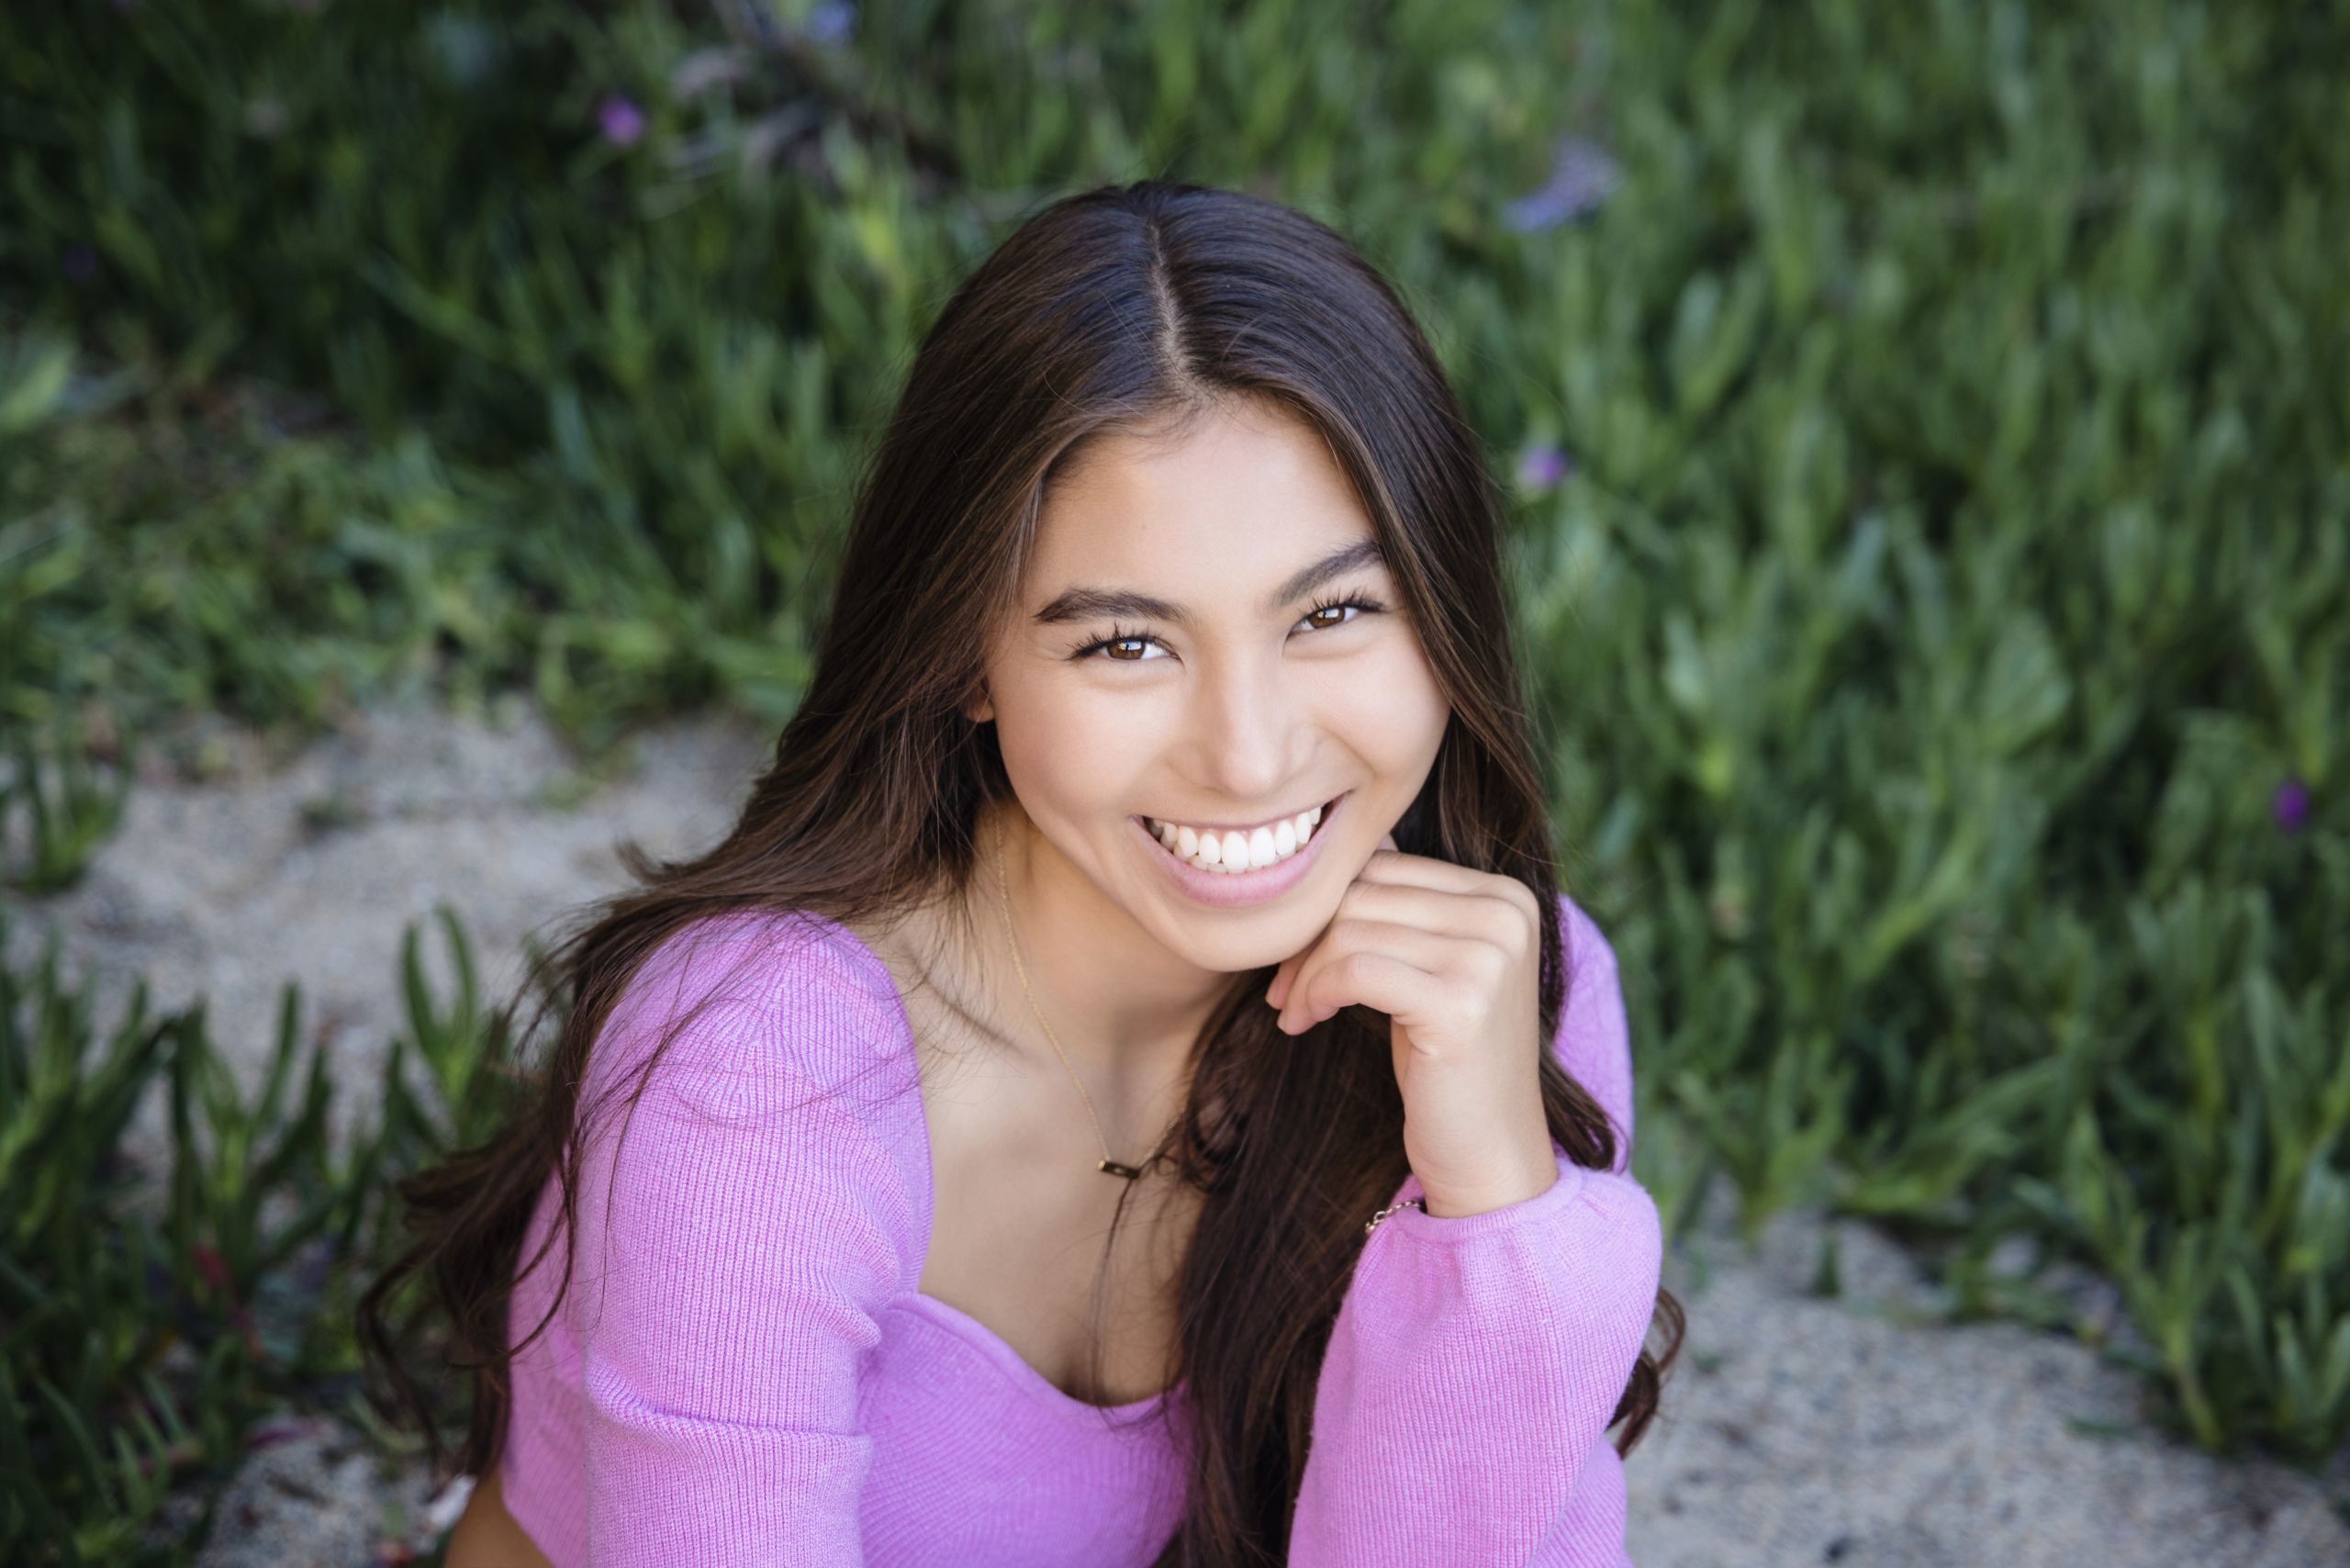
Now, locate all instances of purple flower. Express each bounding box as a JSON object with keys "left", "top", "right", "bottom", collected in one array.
[
  {"left": 2274, "top": 778, "right": 2311, "bottom": 835},
  {"left": 808, "top": 1, "right": 856, "bottom": 45},
  {"left": 597, "top": 95, "right": 646, "bottom": 148},
  {"left": 62, "top": 243, "right": 97, "bottom": 283},
  {"left": 1517, "top": 444, "right": 1573, "bottom": 491},
  {"left": 1504, "top": 137, "right": 1622, "bottom": 233}
]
